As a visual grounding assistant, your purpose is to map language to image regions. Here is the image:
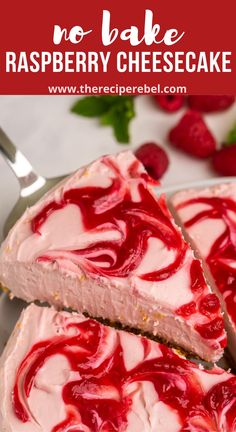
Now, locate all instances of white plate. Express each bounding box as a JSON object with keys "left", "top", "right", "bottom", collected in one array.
[{"left": 1, "top": 176, "right": 236, "bottom": 372}]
